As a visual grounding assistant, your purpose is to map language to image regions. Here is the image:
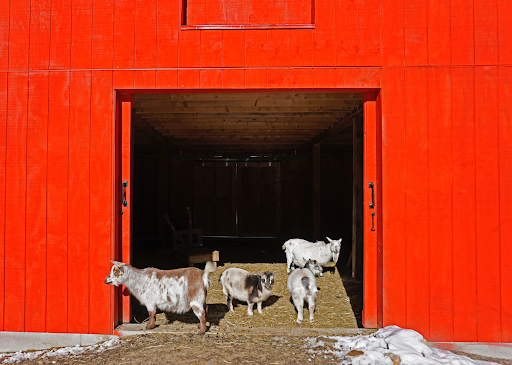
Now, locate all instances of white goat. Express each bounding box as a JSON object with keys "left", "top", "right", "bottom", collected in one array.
[
  {"left": 218, "top": 268, "right": 278, "bottom": 316},
  {"left": 104, "top": 260, "right": 216, "bottom": 335},
  {"left": 287, "top": 259, "right": 320, "bottom": 323},
  {"left": 282, "top": 237, "right": 342, "bottom": 276}
]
